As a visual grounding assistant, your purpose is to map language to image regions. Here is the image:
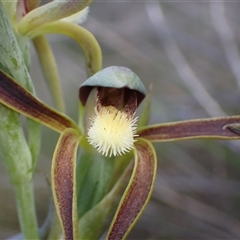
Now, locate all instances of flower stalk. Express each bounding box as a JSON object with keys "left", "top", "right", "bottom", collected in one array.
[{"left": 32, "top": 35, "right": 65, "bottom": 112}]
